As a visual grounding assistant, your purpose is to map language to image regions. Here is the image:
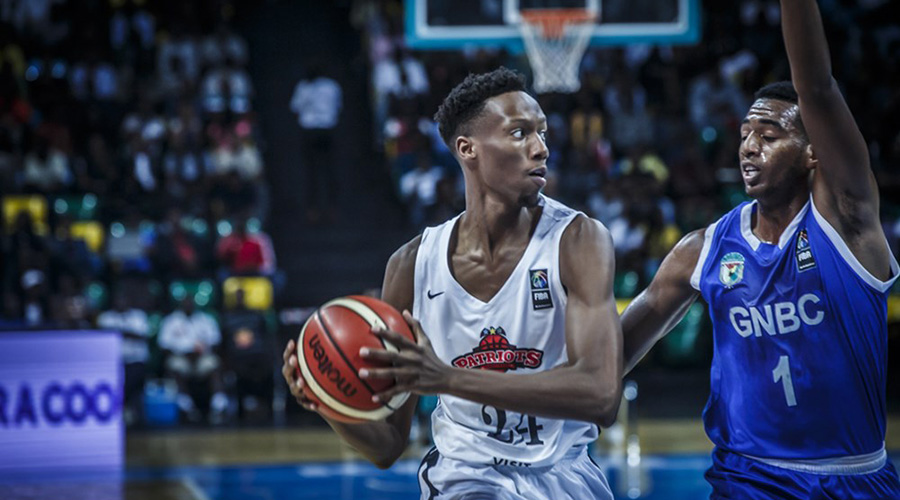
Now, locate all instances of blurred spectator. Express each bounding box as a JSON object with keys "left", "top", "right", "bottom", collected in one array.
[
  {"left": 157, "top": 297, "right": 226, "bottom": 422},
  {"left": 0, "top": 129, "right": 17, "bottom": 192},
  {"left": 399, "top": 148, "right": 444, "bottom": 229},
  {"left": 20, "top": 269, "right": 50, "bottom": 327},
  {"left": 161, "top": 130, "right": 209, "bottom": 211},
  {"left": 289, "top": 63, "right": 342, "bottom": 223},
  {"left": 209, "top": 170, "right": 257, "bottom": 221},
  {"left": 151, "top": 208, "right": 203, "bottom": 280},
  {"left": 97, "top": 289, "right": 151, "bottom": 426},
  {"left": 156, "top": 26, "right": 200, "bottom": 88},
  {"left": 221, "top": 289, "right": 272, "bottom": 421},
  {"left": 69, "top": 52, "right": 122, "bottom": 103},
  {"left": 687, "top": 66, "right": 746, "bottom": 134},
  {"left": 604, "top": 73, "right": 654, "bottom": 153},
  {"left": 0, "top": 291, "right": 26, "bottom": 328},
  {"left": 5, "top": 212, "right": 50, "bottom": 282},
  {"left": 71, "top": 133, "right": 118, "bottom": 196},
  {"left": 373, "top": 47, "right": 429, "bottom": 134},
  {"left": 215, "top": 217, "right": 276, "bottom": 277},
  {"left": 50, "top": 273, "right": 91, "bottom": 329},
  {"left": 49, "top": 217, "right": 103, "bottom": 280},
  {"left": 200, "top": 24, "right": 249, "bottom": 71},
  {"left": 106, "top": 209, "right": 154, "bottom": 274},
  {"left": 209, "top": 127, "right": 262, "bottom": 180},
  {"left": 22, "top": 136, "right": 72, "bottom": 192},
  {"left": 200, "top": 57, "right": 253, "bottom": 114}
]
